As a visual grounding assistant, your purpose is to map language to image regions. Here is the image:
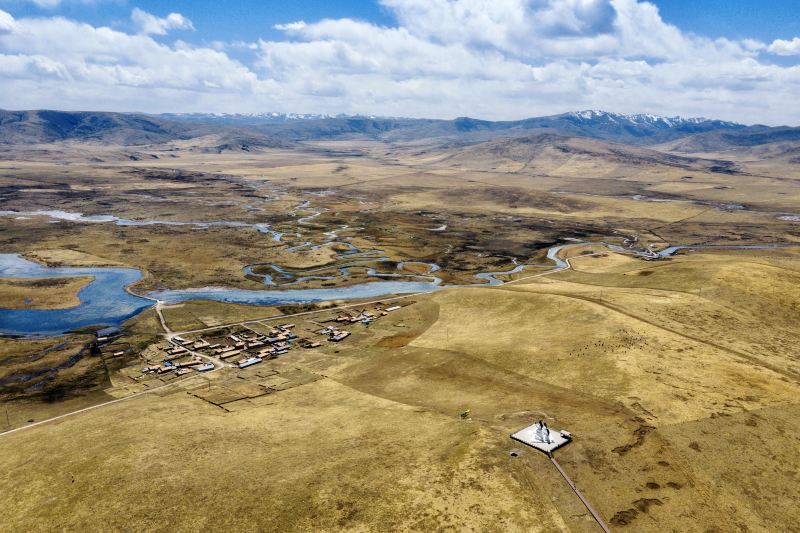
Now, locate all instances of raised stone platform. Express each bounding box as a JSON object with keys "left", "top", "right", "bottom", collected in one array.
[{"left": 511, "top": 422, "right": 572, "bottom": 454}]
